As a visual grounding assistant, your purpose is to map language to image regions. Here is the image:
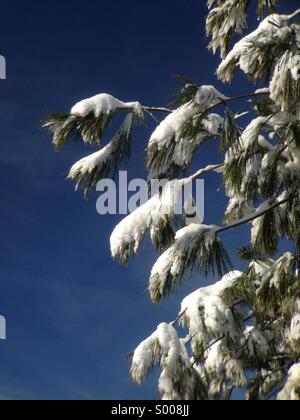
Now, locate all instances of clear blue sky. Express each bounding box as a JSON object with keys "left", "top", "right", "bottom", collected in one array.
[{"left": 0, "top": 0, "right": 298, "bottom": 401}]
